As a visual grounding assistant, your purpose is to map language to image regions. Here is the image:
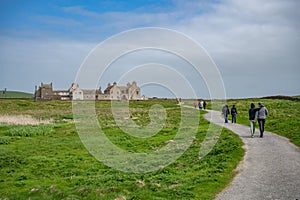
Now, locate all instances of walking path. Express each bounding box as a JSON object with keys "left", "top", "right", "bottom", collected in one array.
[{"left": 201, "top": 110, "right": 300, "bottom": 200}]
